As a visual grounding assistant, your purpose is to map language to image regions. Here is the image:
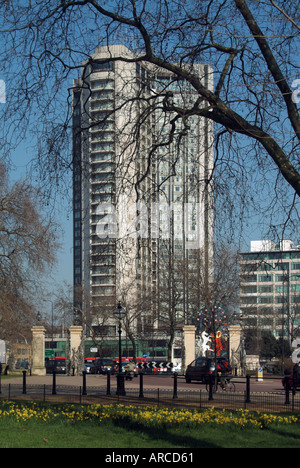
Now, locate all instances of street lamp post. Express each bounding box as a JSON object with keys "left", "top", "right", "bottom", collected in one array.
[
  {"left": 114, "top": 302, "right": 126, "bottom": 396},
  {"left": 42, "top": 299, "right": 54, "bottom": 350}
]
